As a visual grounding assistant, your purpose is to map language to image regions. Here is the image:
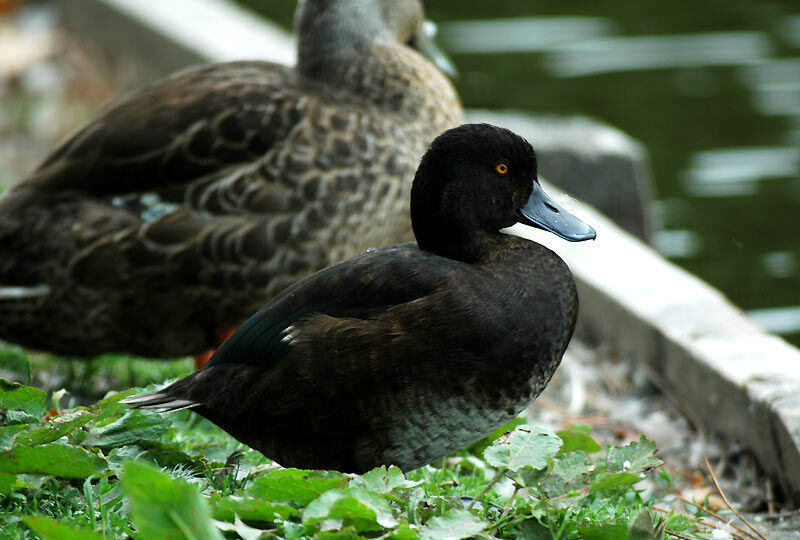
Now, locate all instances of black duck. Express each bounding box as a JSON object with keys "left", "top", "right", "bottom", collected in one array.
[
  {"left": 0, "top": 0, "right": 463, "bottom": 359},
  {"left": 122, "top": 123, "right": 596, "bottom": 473}
]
